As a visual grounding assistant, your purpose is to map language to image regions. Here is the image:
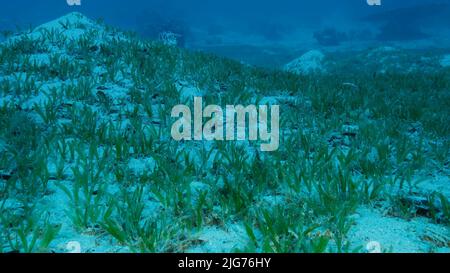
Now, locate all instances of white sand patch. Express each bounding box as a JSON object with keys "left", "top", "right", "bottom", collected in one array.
[
  {"left": 188, "top": 223, "right": 250, "bottom": 253},
  {"left": 284, "top": 50, "right": 325, "bottom": 75},
  {"left": 35, "top": 181, "right": 128, "bottom": 253},
  {"left": 440, "top": 54, "right": 450, "bottom": 67},
  {"left": 348, "top": 207, "right": 450, "bottom": 253},
  {"left": 16, "top": 12, "right": 104, "bottom": 44},
  {"left": 178, "top": 85, "right": 204, "bottom": 101},
  {"left": 128, "top": 157, "right": 157, "bottom": 176},
  {"left": 415, "top": 175, "right": 450, "bottom": 197}
]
